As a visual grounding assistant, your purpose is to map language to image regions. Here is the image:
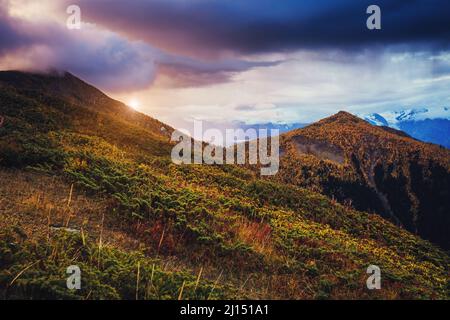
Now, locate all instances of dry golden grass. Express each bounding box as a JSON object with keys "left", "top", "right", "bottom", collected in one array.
[{"left": 0, "top": 169, "right": 141, "bottom": 252}]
